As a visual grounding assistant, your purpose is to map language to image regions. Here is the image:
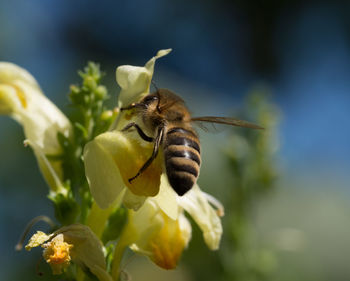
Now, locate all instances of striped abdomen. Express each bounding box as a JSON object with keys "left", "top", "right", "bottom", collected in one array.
[{"left": 164, "top": 127, "right": 201, "bottom": 196}]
